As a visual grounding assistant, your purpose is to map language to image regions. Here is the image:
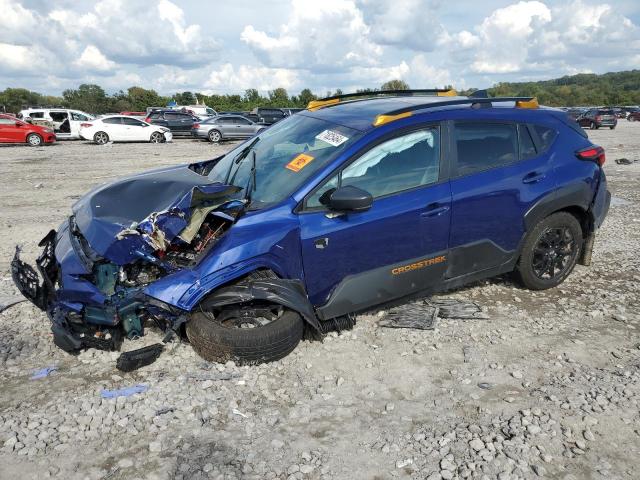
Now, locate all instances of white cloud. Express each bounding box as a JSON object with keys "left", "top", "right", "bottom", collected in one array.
[
  {"left": 241, "top": 0, "right": 382, "bottom": 70},
  {"left": 74, "top": 45, "right": 116, "bottom": 72},
  {"left": 204, "top": 63, "right": 300, "bottom": 93},
  {"left": 0, "top": 43, "right": 53, "bottom": 75}
]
